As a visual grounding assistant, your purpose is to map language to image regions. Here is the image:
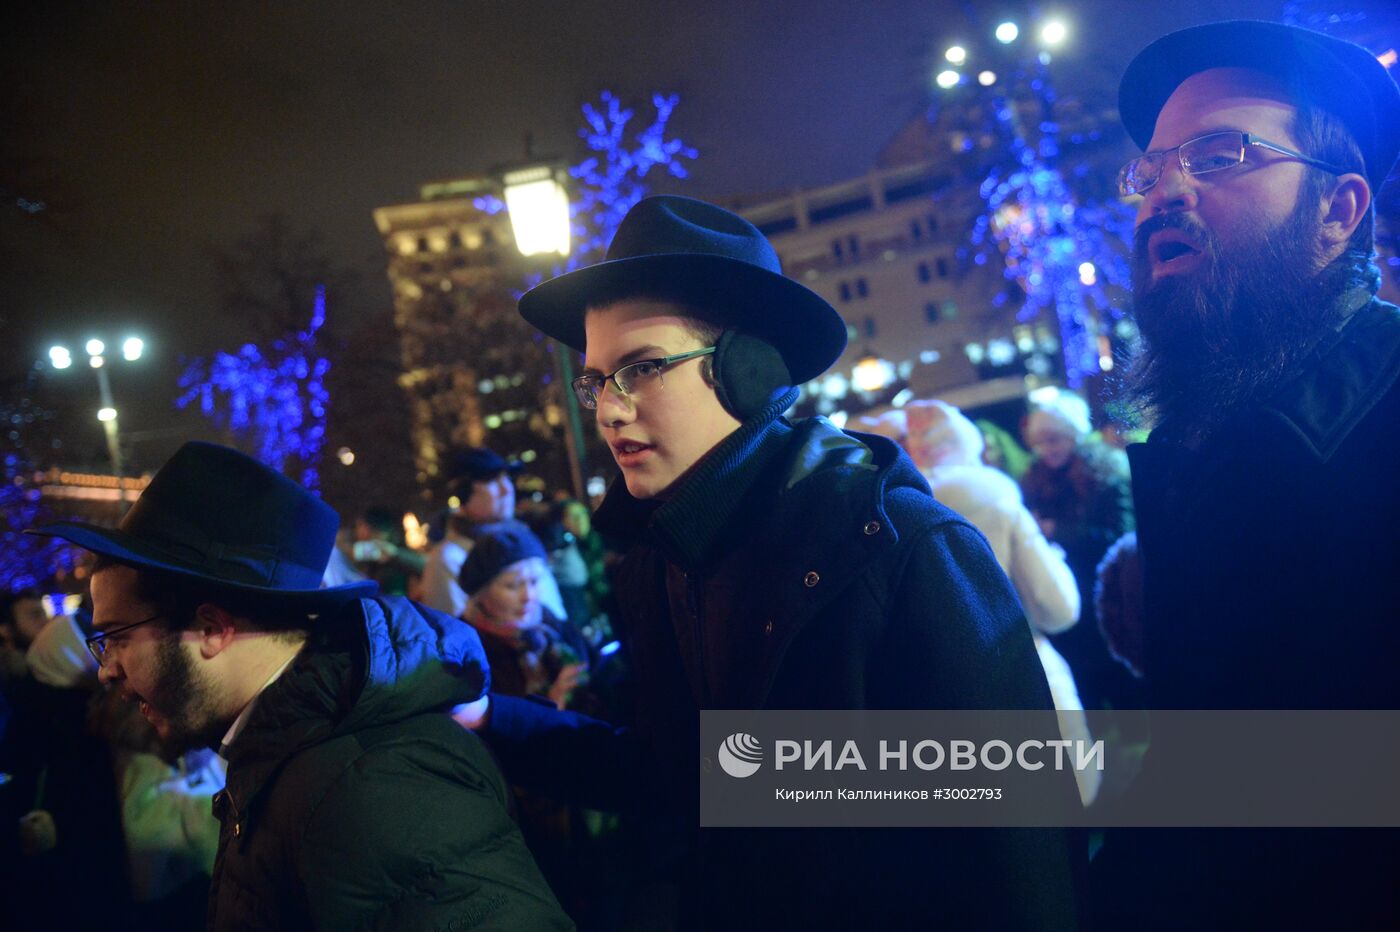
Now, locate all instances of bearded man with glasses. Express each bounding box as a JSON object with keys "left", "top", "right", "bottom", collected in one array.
[
  {"left": 1094, "top": 20, "right": 1400, "bottom": 930},
  {"left": 30, "top": 443, "right": 571, "bottom": 930}
]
